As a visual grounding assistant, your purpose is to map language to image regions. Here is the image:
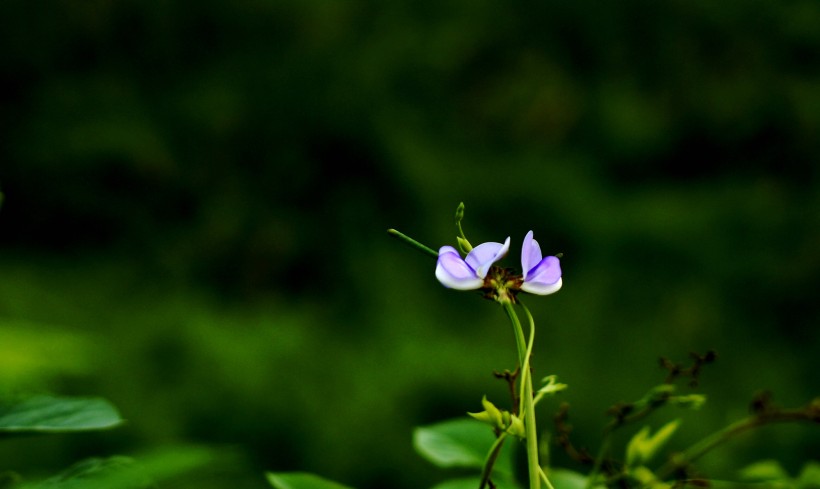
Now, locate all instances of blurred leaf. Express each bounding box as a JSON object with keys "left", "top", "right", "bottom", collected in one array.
[
  {"left": 414, "top": 418, "right": 514, "bottom": 476},
  {"left": 537, "top": 375, "right": 568, "bottom": 397},
  {"left": 0, "top": 323, "right": 92, "bottom": 387},
  {"left": 548, "top": 469, "right": 589, "bottom": 489},
  {"left": 798, "top": 462, "right": 820, "bottom": 489},
  {"left": 0, "top": 395, "right": 122, "bottom": 433},
  {"left": 739, "top": 460, "right": 790, "bottom": 482},
  {"left": 629, "top": 466, "right": 672, "bottom": 489},
  {"left": 625, "top": 419, "right": 680, "bottom": 467},
  {"left": 266, "top": 472, "right": 355, "bottom": 489},
  {"left": 22, "top": 446, "right": 213, "bottom": 489}
]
